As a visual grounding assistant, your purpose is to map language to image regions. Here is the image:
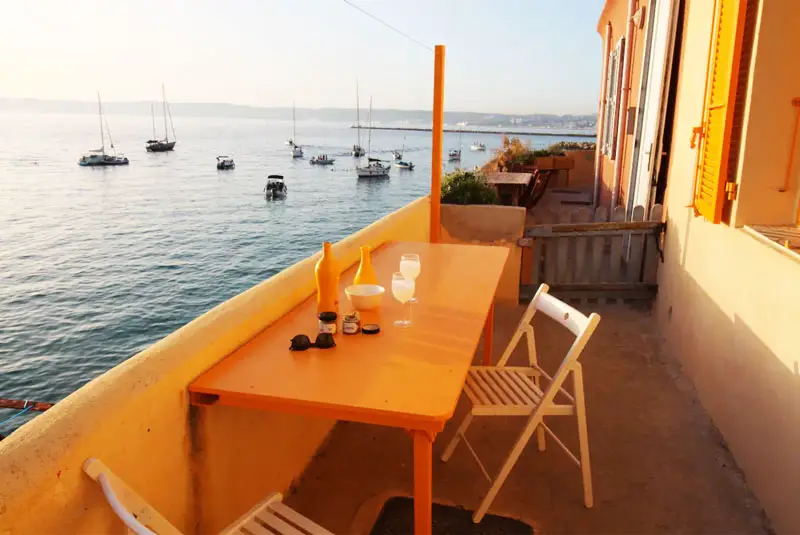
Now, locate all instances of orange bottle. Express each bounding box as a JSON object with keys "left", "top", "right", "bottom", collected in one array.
[
  {"left": 353, "top": 246, "right": 378, "bottom": 286},
  {"left": 315, "top": 242, "right": 340, "bottom": 314}
]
